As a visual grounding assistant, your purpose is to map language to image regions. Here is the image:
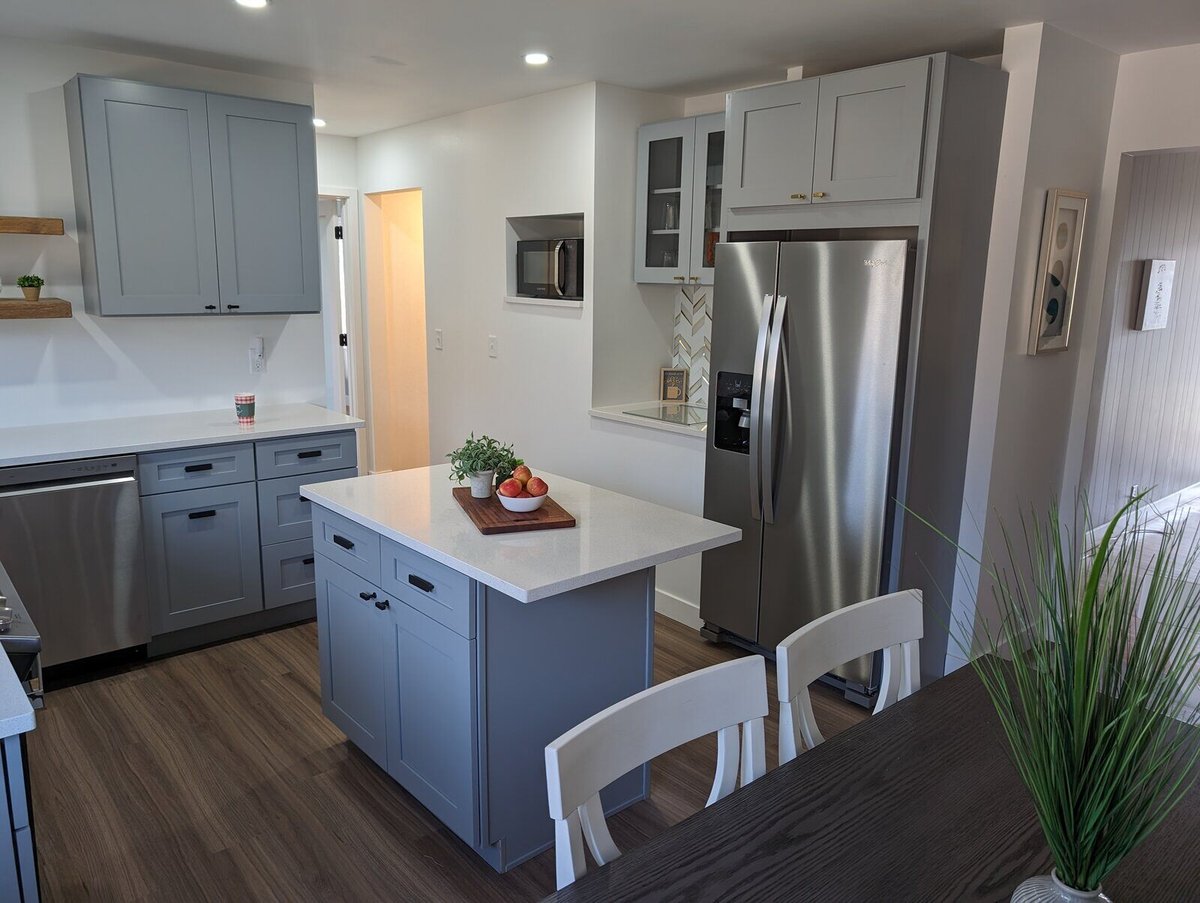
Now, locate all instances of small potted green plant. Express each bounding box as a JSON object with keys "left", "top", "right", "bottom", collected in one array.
[
  {"left": 447, "top": 434, "right": 523, "bottom": 499},
  {"left": 17, "top": 275, "right": 44, "bottom": 302}
]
